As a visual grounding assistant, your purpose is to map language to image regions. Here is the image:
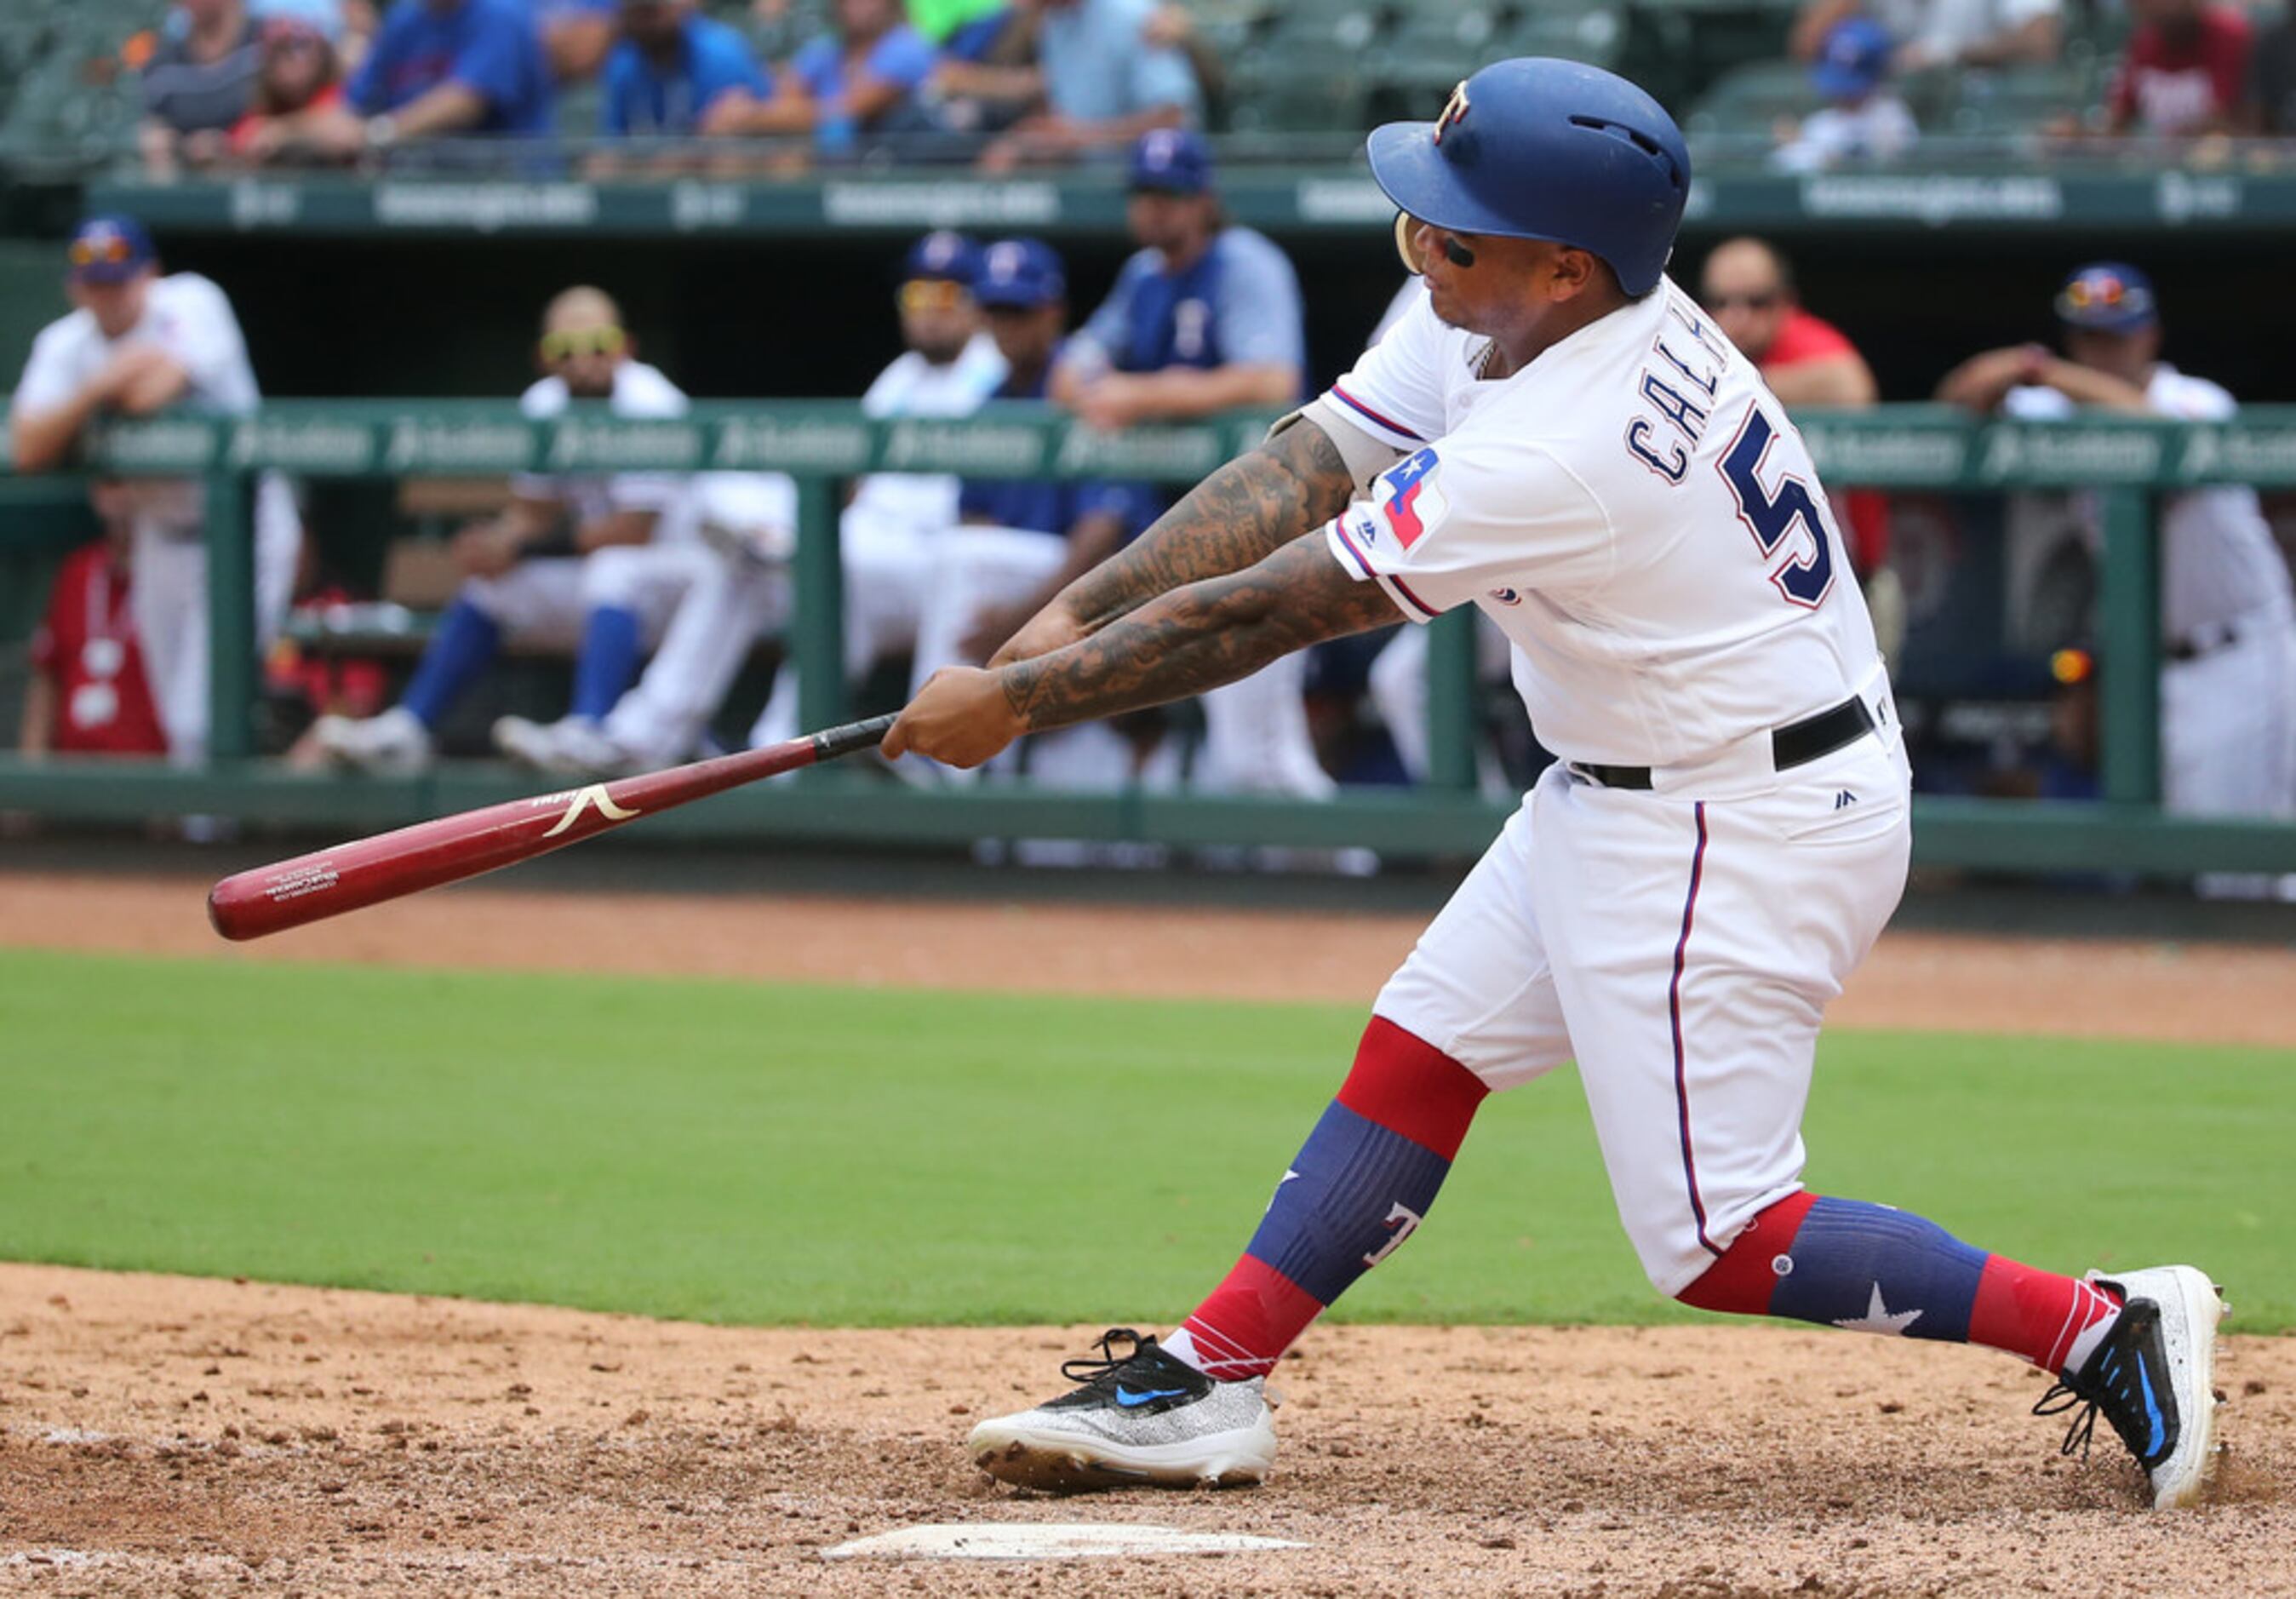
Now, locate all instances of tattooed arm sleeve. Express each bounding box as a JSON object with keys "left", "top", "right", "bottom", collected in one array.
[
  {"left": 1002, "top": 531, "right": 1406, "bottom": 733},
  {"left": 1046, "top": 414, "right": 1360, "bottom": 639}
]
